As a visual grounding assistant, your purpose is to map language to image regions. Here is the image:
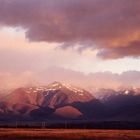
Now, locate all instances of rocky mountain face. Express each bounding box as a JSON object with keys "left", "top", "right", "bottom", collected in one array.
[
  {"left": 0, "top": 82, "right": 140, "bottom": 121},
  {"left": 93, "top": 88, "right": 140, "bottom": 121},
  {"left": 0, "top": 82, "right": 101, "bottom": 120},
  {"left": 93, "top": 88, "right": 140, "bottom": 101}
]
